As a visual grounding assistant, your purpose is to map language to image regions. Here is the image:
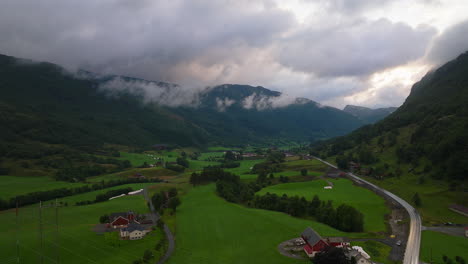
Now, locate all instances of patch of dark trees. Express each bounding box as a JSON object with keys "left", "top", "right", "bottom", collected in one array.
[
  {"left": 313, "top": 246, "right": 357, "bottom": 264},
  {"left": 252, "top": 193, "right": 364, "bottom": 232},
  {"left": 75, "top": 187, "right": 133, "bottom": 206},
  {"left": 191, "top": 167, "right": 364, "bottom": 232},
  {"left": 0, "top": 178, "right": 161, "bottom": 210},
  {"left": 151, "top": 187, "right": 181, "bottom": 213}
]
